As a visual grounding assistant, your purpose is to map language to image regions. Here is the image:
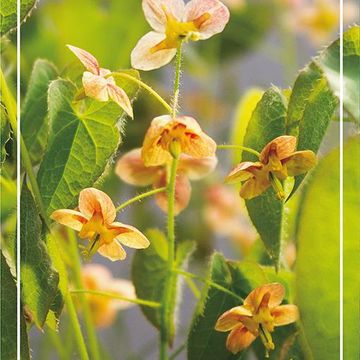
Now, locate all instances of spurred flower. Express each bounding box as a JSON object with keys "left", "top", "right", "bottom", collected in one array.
[
  {"left": 67, "top": 45, "right": 133, "bottom": 118},
  {"left": 142, "top": 115, "right": 216, "bottom": 166},
  {"left": 51, "top": 188, "right": 149, "bottom": 261},
  {"left": 81, "top": 264, "right": 136, "bottom": 328},
  {"left": 215, "top": 283, "right": 299, "bottom": 356},
  {"left": 225, "top": 136, "right": 316, "bottom": 200},
  {"left": 116, "top": 148, "right": 217, "bottom": 214},
  {"left": 131, "top": 0, "right": 230, "bottom": 70}
]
